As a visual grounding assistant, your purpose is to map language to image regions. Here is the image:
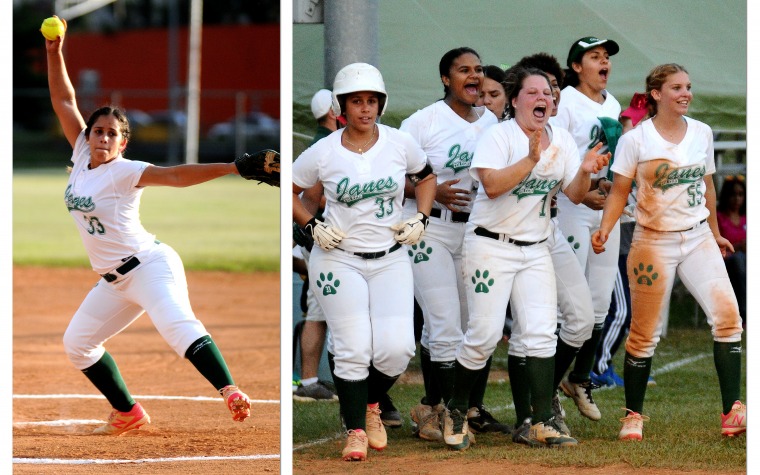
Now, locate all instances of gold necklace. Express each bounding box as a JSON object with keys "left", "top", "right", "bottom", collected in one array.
[{"left": 343, "top": 124, "right": 376, "bottom": 154}]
